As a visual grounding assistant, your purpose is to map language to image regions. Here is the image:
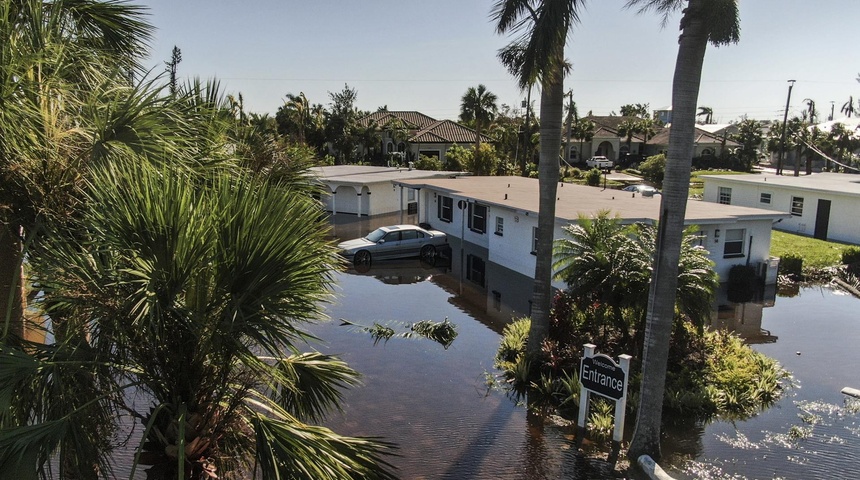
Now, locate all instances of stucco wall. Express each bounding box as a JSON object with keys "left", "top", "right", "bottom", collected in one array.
[{"left": 704, "top": 179, "right": 860, "bottom": 245}]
